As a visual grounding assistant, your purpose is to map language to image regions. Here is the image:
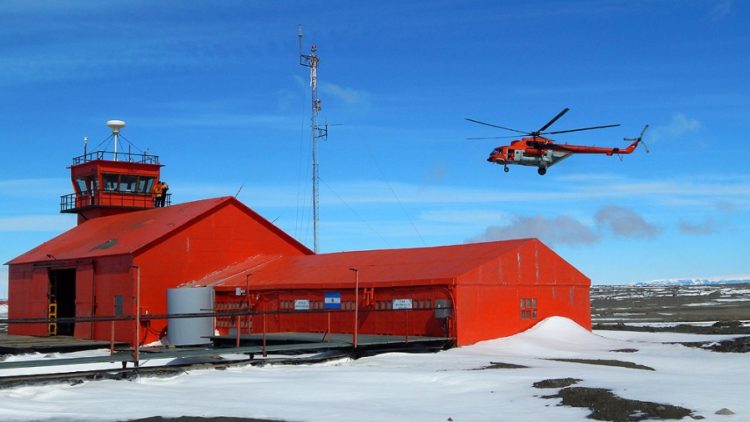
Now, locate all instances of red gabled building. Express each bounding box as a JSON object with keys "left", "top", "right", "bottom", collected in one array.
[
  {"left": 196, "top": 239, "right": 590, "bottom": 346},
  {"left": 6, "top": 196, "right": 311, "bottom": 342}
]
